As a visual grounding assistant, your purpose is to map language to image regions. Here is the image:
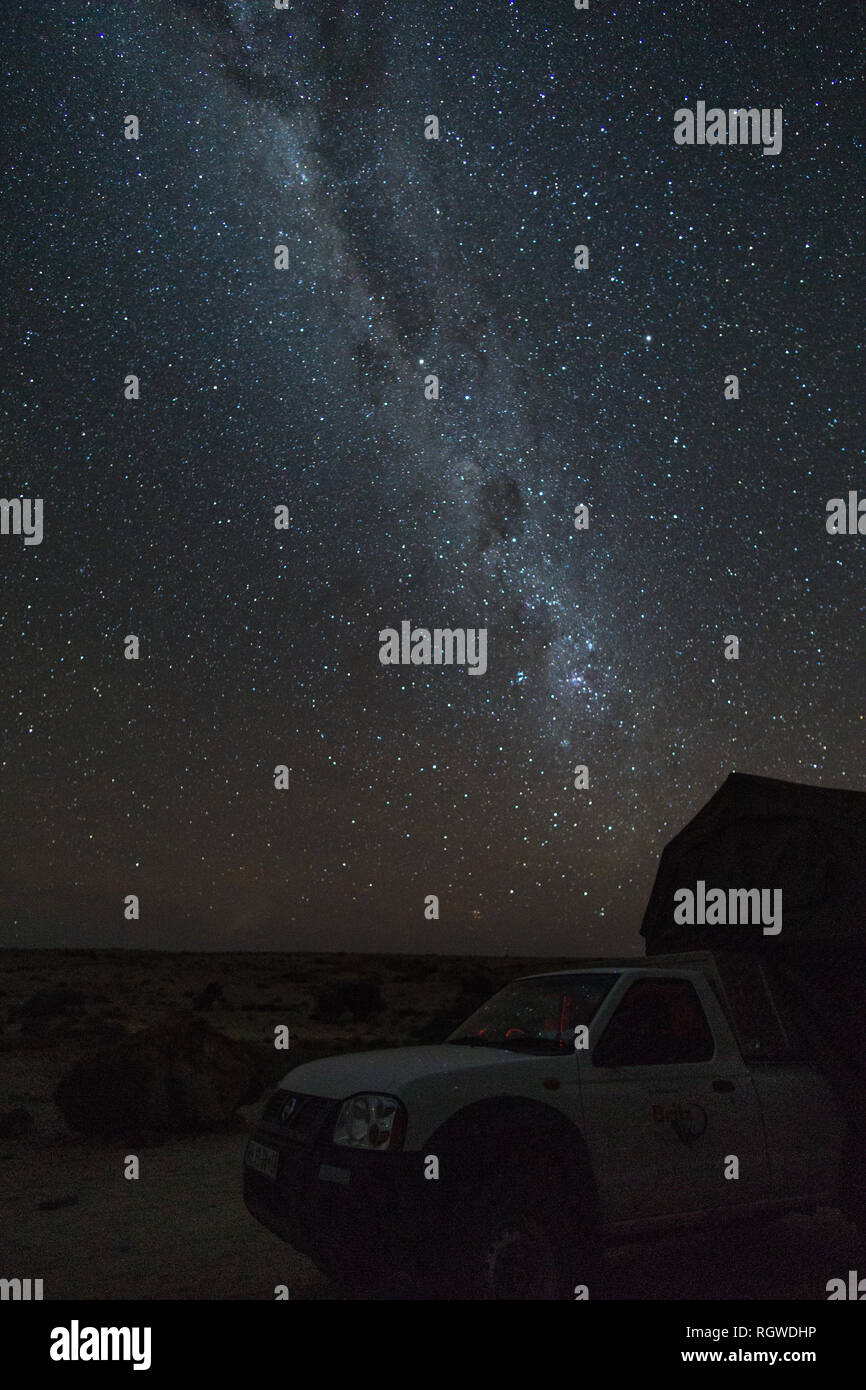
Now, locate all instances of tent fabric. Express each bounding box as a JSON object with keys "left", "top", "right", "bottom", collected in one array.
[
  {"left": 640, "top": 772, "right": 866, "bottom": 955},
  {"left": 640, "top": 773, "right": 866, "bottom": 1171}
]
